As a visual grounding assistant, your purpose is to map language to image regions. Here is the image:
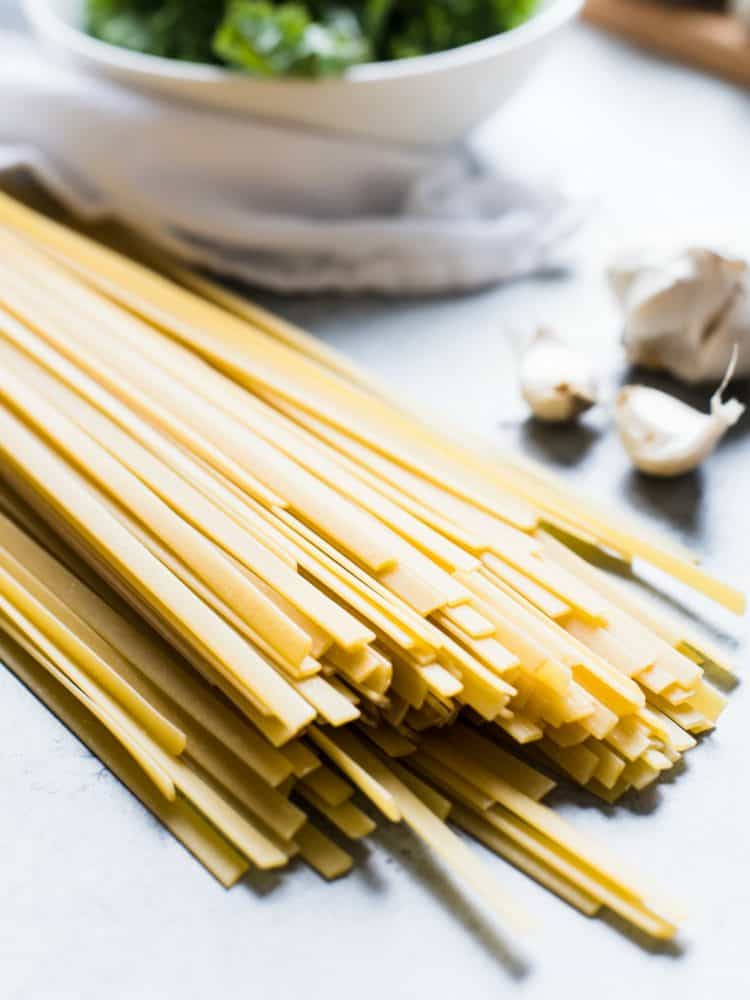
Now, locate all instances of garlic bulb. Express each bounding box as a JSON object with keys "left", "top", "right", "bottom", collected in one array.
[
  {"left": 519, "top": 327, "right": 598, "bottom": 423},
  {"left": 609, "top": 246, "right": 750, "bottom": 384},
  {"left": 615, "top": 350, "right": 745, "bottom": 477}
]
